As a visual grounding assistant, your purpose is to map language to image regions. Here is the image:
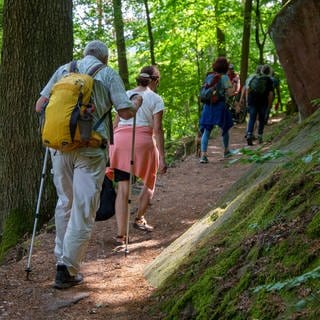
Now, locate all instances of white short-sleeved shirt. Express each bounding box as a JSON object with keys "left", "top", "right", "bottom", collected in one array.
[{"left": 119, "top": 87, "right": 165, "bottom": 127}]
